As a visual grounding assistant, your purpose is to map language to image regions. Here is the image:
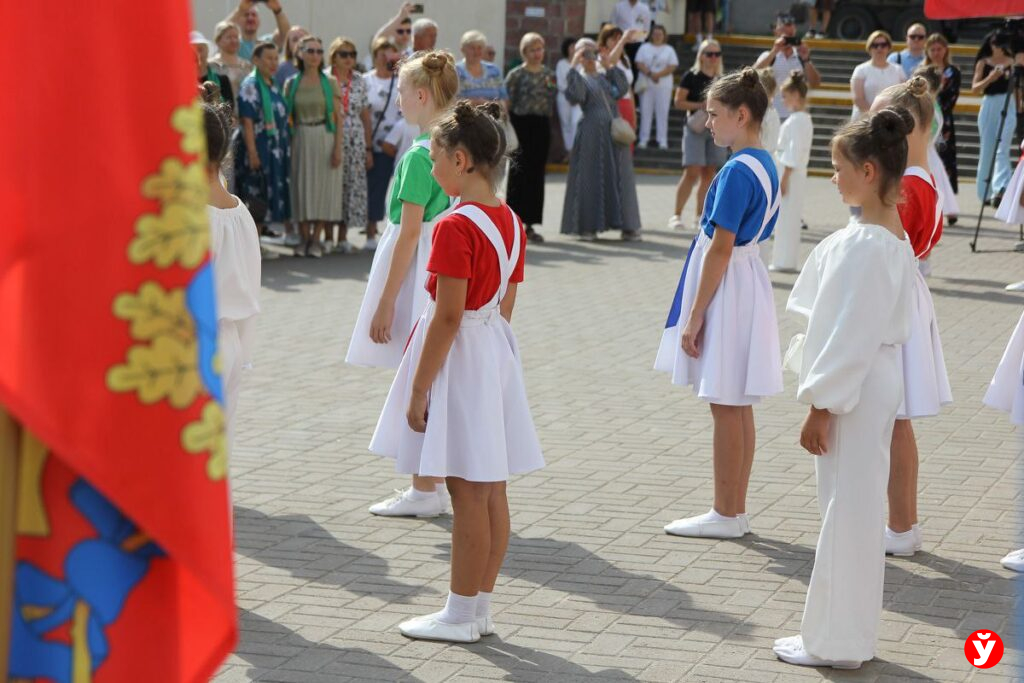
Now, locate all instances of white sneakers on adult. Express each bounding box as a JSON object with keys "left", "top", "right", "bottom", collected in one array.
[
  {"left": 664, "top": 509, "right": 747, "bottom": 539},
  {"left": 335, "top": 240, "right": 356, "bottom": 254},
  {"left": 364, "top": 236, "right": 379, "bottom": 251},
  {"left": 399, "top": 612, "right": 480, "bottom": 643},
  {"left": 368, "top": 486, "right": 449, "bottom": 517},
  {"left": 884, "top": 524, "right": 923, "bottom": 556},
  {"left": 1001, "top": 548, "right": 1024, "bottom": 571},
  {"left": 667, "top": 215, "right": 686, "bottom": 231},
  {"left": 773, "top": 635, "right": 862, "bottom": 669}
]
